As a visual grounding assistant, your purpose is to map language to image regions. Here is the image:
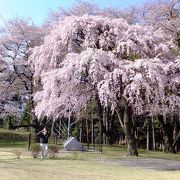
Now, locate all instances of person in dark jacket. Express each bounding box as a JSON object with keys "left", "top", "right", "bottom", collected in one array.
[{"left": 37, "top": 127, "right": 50, "bottom": 159}]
